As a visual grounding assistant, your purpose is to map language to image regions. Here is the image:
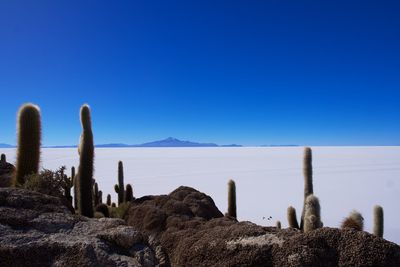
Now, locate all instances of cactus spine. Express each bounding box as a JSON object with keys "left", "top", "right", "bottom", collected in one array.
[
  {"left": 227, "top": 179, "right": 237, "bottom": 219},
  {"left": 303, "top": 194, "right": 322, "bottom": 233},
  {"left": 125, "top": 184, "right": 133, "bottom": 202},
  {"left": 14, "top": 104, "right": 41, "bottom": 186},
  {"left": 300, "top": 147, "right": 313, "bottom": 230},
  {"left": 77, "top": 104, "right": 94, "bottom": 218},
  {"left": 114, "top": 161, "right": 125, "bottom": 205},
  {"left": 287, "top": 206, "right": 300, "bottom": 229},
  {"left": 373, "top": 205, "right": 384, "bottom": 238}
]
